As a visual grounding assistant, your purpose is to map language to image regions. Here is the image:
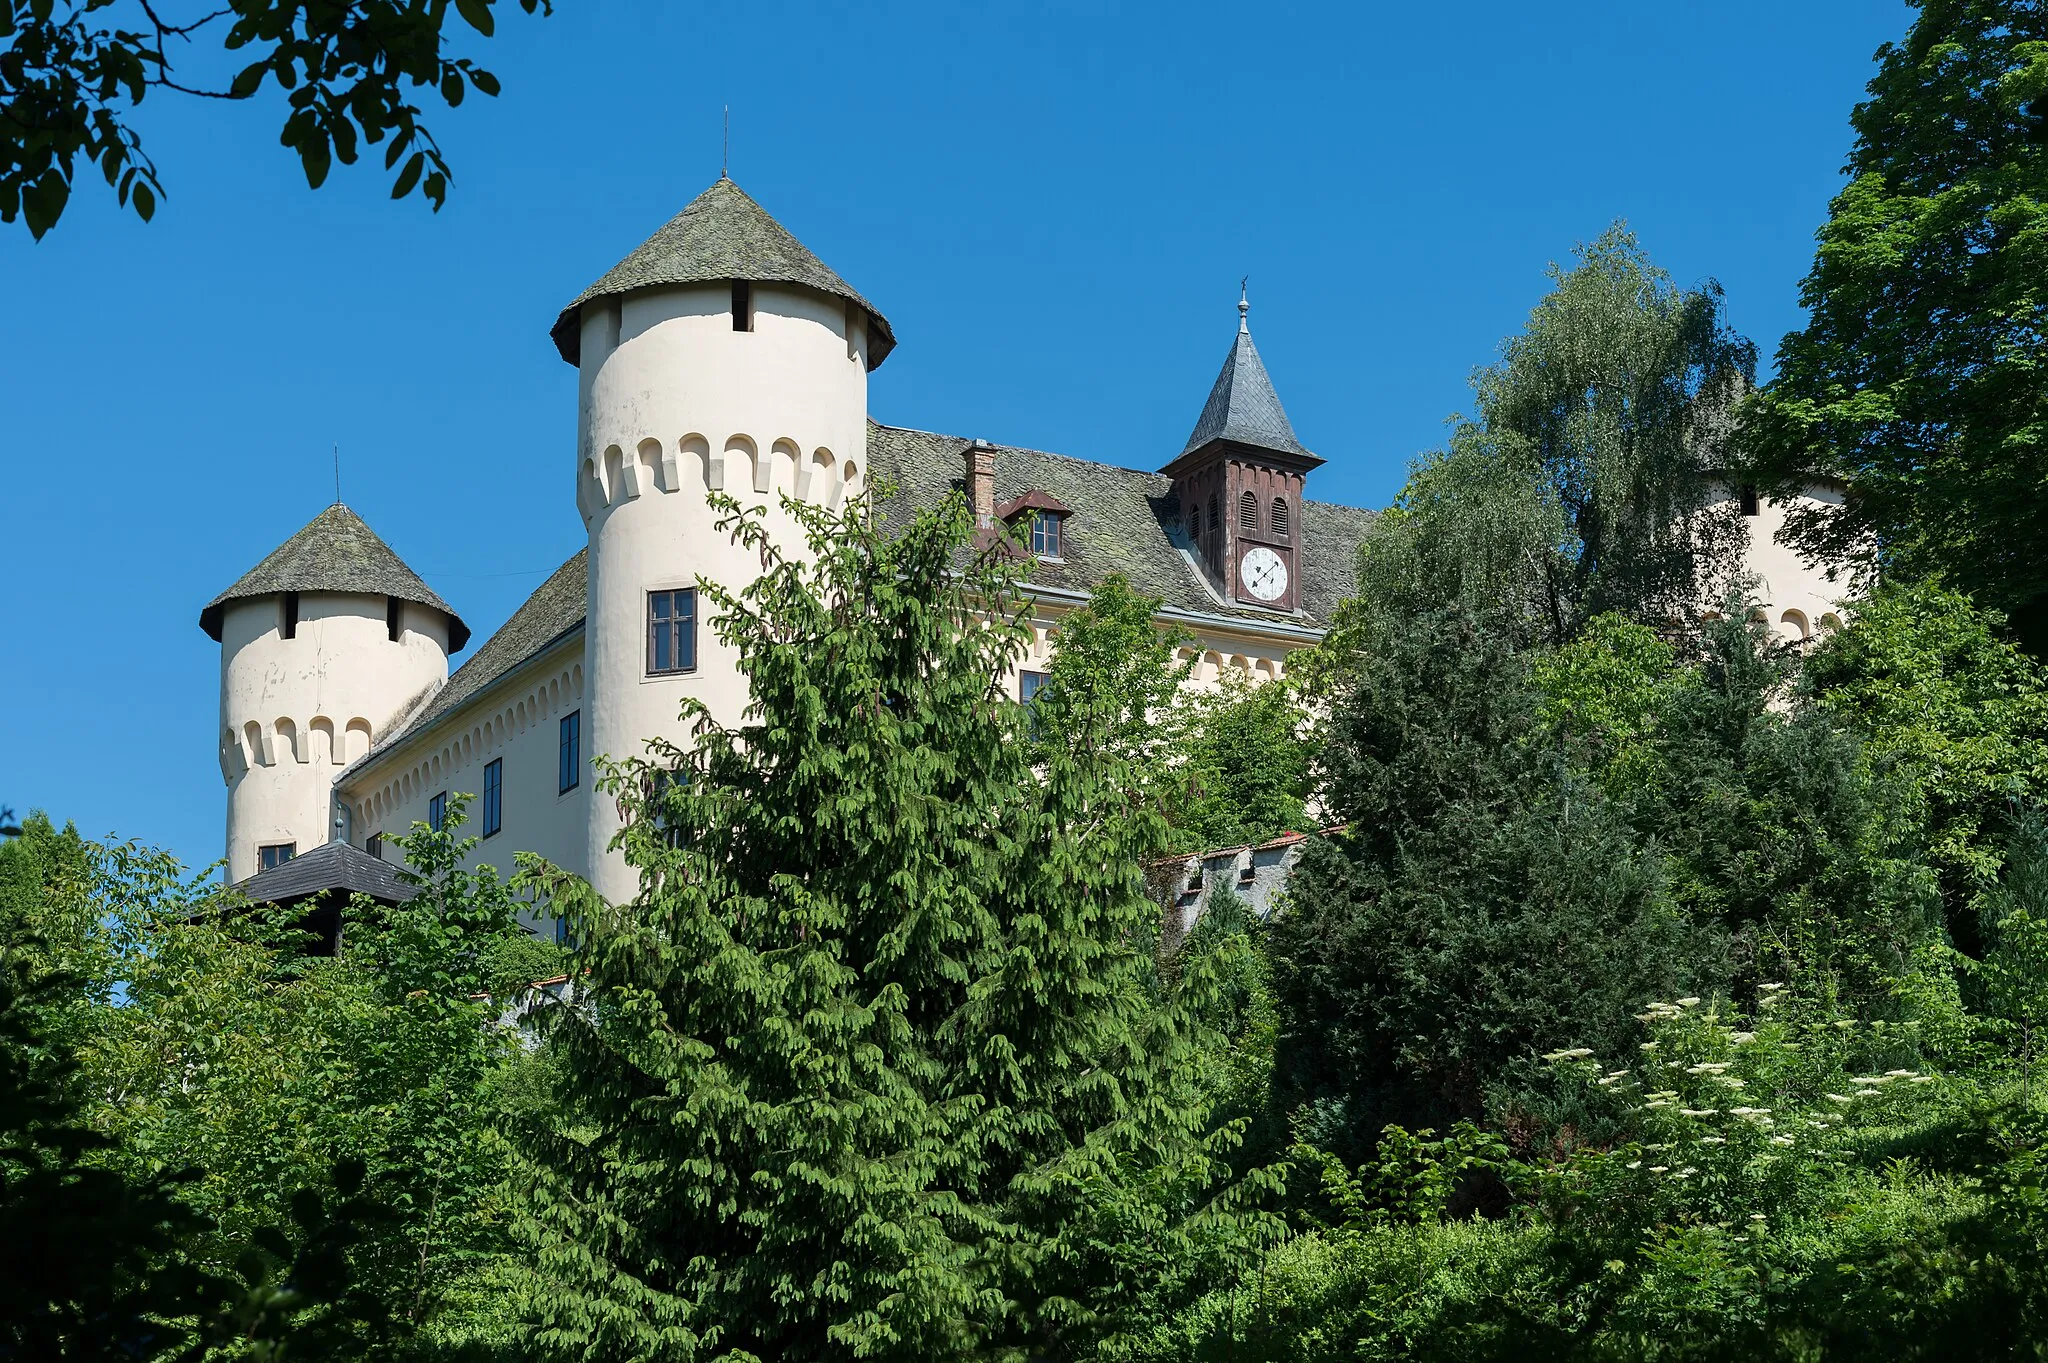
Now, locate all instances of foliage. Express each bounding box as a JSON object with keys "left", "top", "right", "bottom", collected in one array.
[
  {"left": 81, "top": 801, "right": 552, "bottom": 1356},
  {"left": 1029, "top": 571, "right": 1193, "bottom": 844},
  {"left": 517, "top": 491, "right": 1275, "bottom": 1363},
  {"left": 1979, "top": 810, "right": 2048, "bottom": 1101},
  {"left": 1173, "top": 673, "right": 1314, "bottom": 853},
  {"left": 1744, "top": 0, "right": 2048, "bottom": 645},
  {"left": 1, "top": 0, "right": 554, "bottom": 239},
  {"left": 1270, "top": 606, "right": 1697, "bottom": 1148},
  {"left": 1804, "top": 580, "right": 2048, "bottom": 941},
  {"left": 0, "top": 858, "right": 205, "bottom": 1360}
]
